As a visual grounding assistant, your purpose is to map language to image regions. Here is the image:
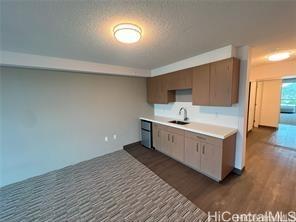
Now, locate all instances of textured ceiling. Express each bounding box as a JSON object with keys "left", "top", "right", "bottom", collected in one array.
[{"left": 1, "top": 0, "right": 296, "bottom": 69}]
